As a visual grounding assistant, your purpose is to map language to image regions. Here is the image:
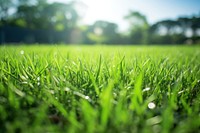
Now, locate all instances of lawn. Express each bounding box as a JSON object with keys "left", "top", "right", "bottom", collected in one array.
[{"left": 0, "top": 45, "right": 200, "bottom": 133}]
